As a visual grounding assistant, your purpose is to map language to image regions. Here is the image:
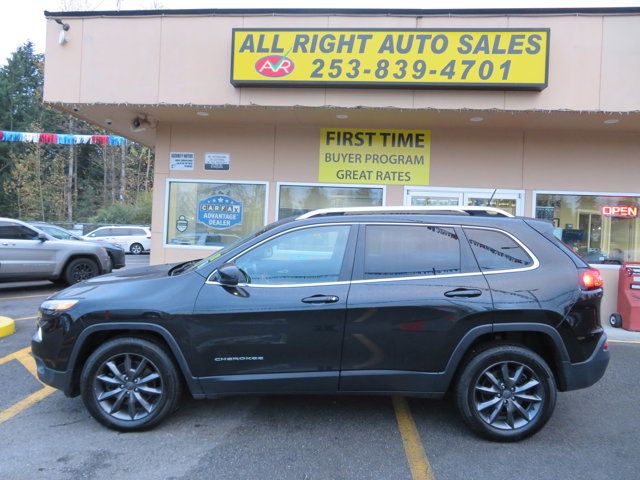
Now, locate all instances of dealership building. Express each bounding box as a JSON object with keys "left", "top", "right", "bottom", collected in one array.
[{"left": 43, "top": 7, "right": 640, "bottom": 317}]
